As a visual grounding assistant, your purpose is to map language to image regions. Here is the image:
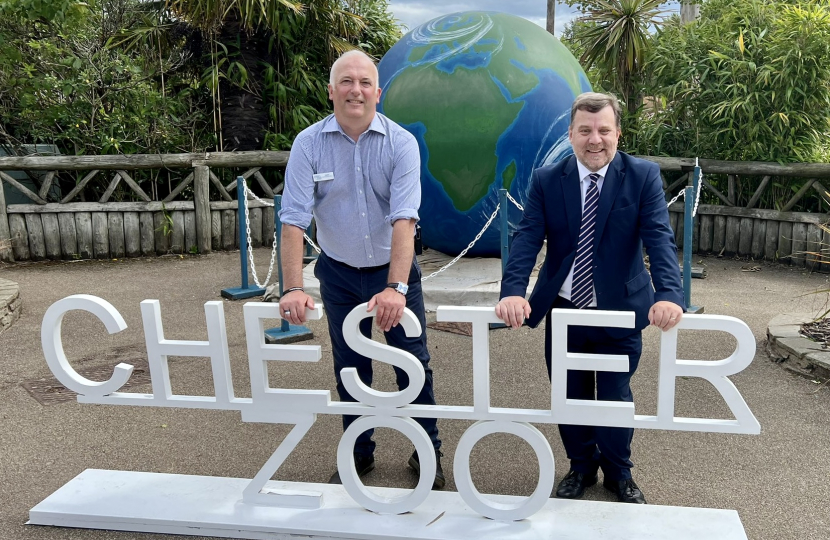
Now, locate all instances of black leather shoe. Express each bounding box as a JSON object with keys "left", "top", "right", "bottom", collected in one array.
[
  {"left": 408, "top": 449, "right": 446, "bottom": 490},
  {"left": 555, "top": 469, "right": 598, "bottom": 499},
  {"left": 603, "top": 478, "right": 647, "bottom": 504},
  {"left": 328, "top": 454, "right": 375, "bottom": 484}
]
